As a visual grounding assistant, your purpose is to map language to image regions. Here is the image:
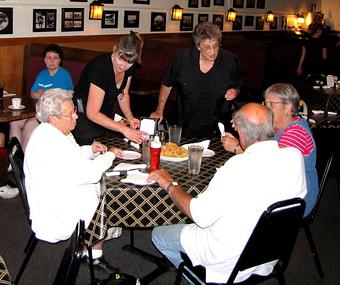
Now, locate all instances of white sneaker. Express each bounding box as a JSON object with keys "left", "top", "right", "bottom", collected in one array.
[{"left": 0, "top": 185, "right": 19, "bottom": 199}]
